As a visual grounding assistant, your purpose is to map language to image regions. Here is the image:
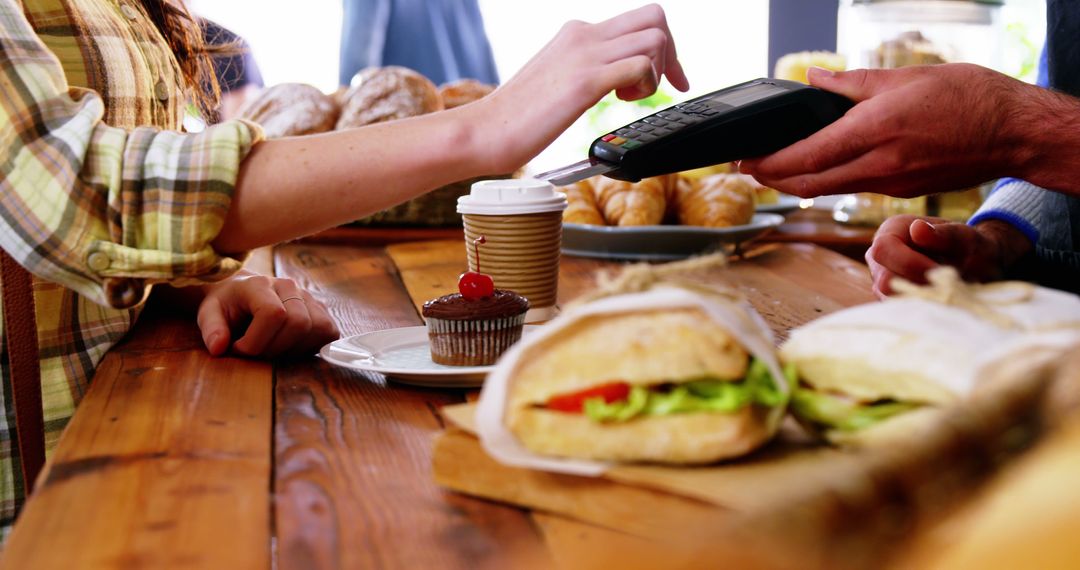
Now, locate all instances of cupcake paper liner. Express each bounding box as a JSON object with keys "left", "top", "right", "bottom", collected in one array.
[{"left": 426, "top": 313, "right": 527, "bottom": 366}]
